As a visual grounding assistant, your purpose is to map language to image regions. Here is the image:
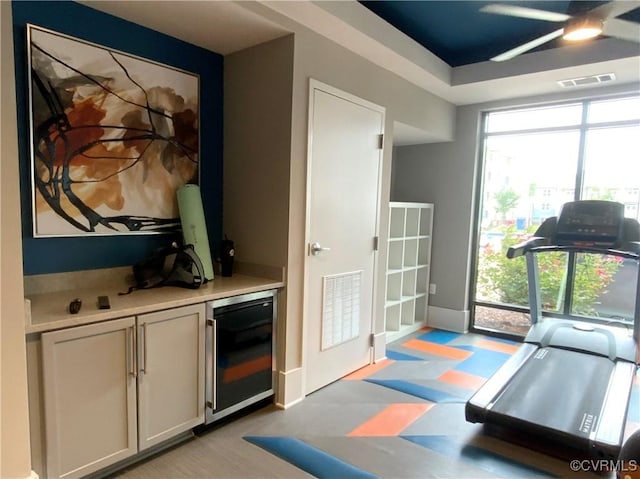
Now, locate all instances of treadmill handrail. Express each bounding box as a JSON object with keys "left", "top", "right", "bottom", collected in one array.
[
  {"left": 506, "top": 237, "right": 550, "bottom": 259},
  {"left": 507, "top": 240, "right": 640, "bottom": 260}
]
